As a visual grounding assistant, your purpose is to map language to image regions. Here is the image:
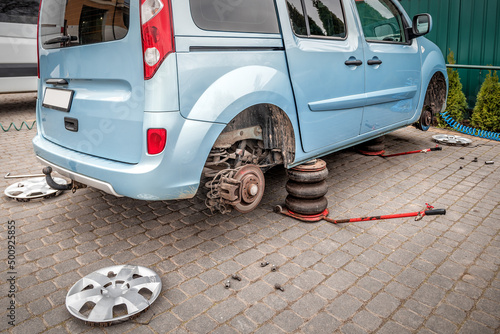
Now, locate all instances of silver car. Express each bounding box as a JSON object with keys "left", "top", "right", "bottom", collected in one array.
[{"left": 0, "top": 0, "right": 39, "bottom": 93}]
